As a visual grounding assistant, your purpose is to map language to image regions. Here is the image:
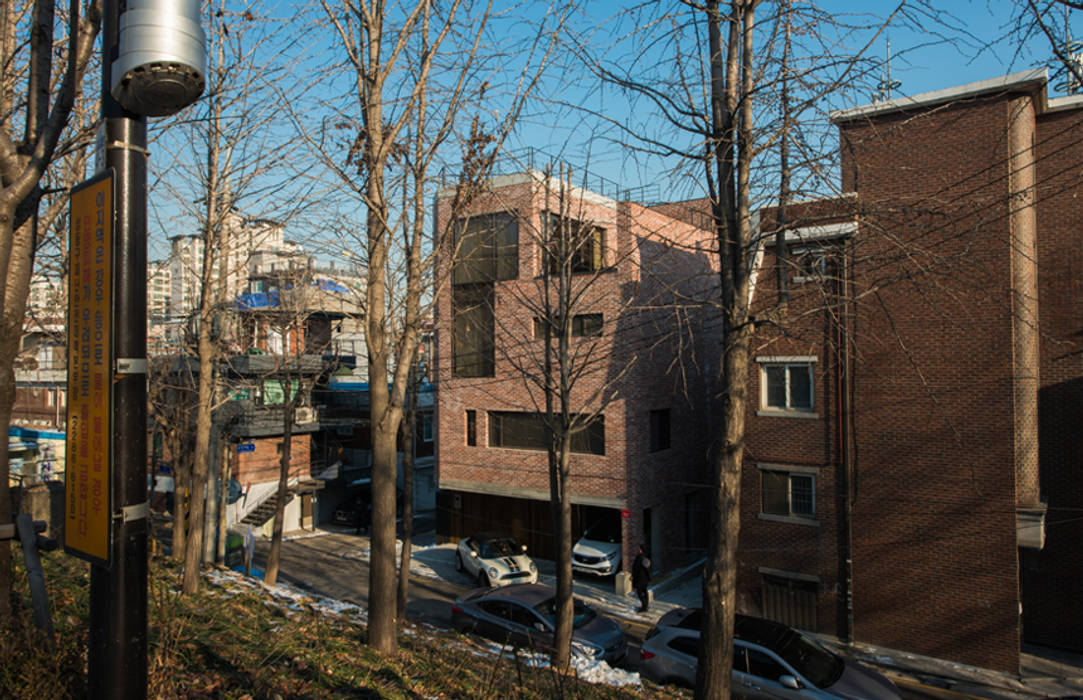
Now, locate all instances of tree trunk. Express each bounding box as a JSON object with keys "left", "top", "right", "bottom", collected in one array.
[
  {"left": 0, "top": 208, "right": 39, "bottom": 623},
  {"left": 397, "top": 377, "right": 417, "bottom": 620},
  {"left": 182, "top": 331, "right": 215, "bottom": 594},
  {"left": 368, "top": 420, "right": 399, "bottom": 653},
  {"left": 697, "top": 323, "right": 750, "bottom": 700},
  {"left": 172, "top": 448, "right": 189, "bottom": 561},
  {"left": 552, "top": 436, "right": 574, "bottom": 671},
  {"left": 264, "top": 402, "right": 294, "bottom": 586}
]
